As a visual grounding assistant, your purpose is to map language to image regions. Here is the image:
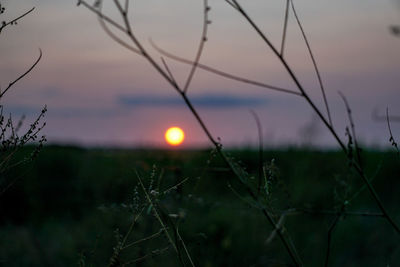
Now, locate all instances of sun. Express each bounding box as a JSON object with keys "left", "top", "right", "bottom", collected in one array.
[{"left": 165, "top": 127, "right": 185, "bottom": 146}]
